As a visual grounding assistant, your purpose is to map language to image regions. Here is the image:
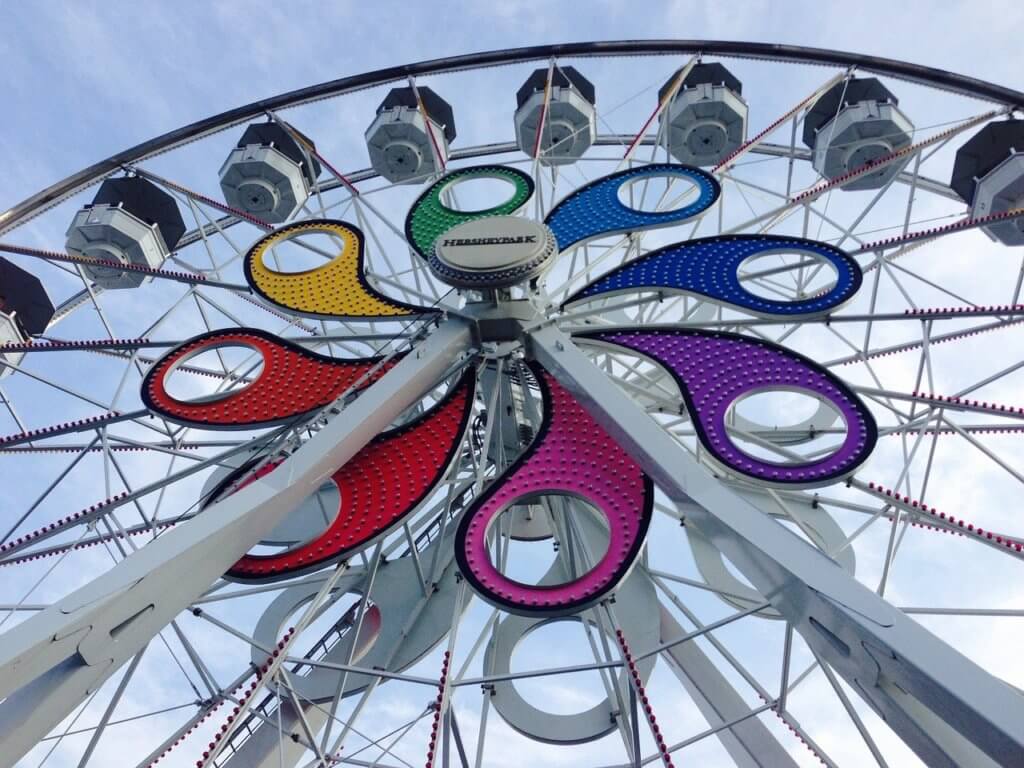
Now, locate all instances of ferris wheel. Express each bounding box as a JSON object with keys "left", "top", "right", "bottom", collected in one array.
[{"left": 2, "top": 39, "right": 1024, "bottom": 768}]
